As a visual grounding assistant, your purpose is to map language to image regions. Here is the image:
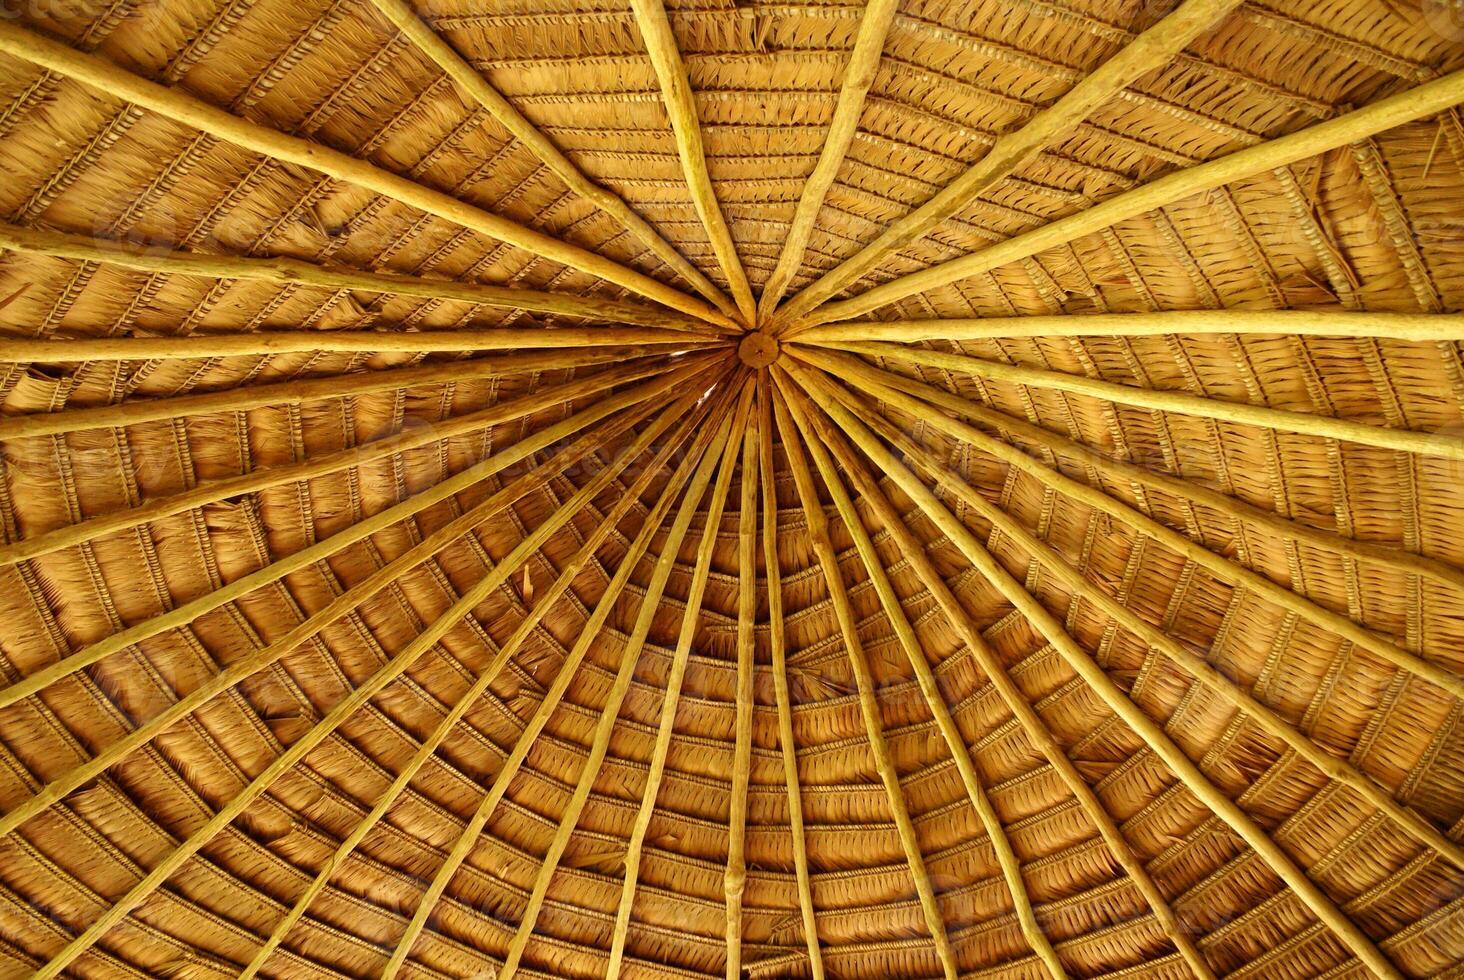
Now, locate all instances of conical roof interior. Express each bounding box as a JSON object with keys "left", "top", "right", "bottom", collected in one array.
[{"left": 0, "top": 2, "right": 1461, "bottom": 979}]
